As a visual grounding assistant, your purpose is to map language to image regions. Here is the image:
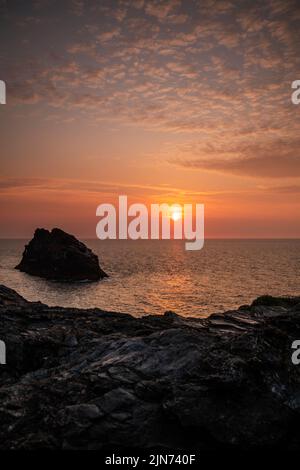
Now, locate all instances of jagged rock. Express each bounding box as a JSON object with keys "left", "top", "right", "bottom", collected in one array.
[
  {"left": 1, "top": 285, "right": 300, "bottom": 450},
  {"left": 15, "top": 228, "right": 107, "bottom": 281}
]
